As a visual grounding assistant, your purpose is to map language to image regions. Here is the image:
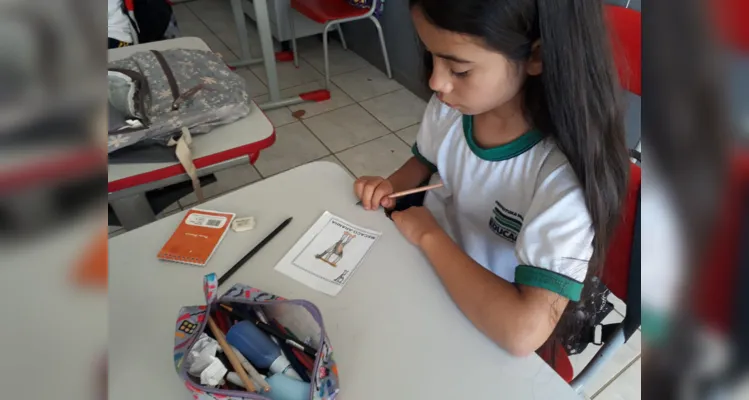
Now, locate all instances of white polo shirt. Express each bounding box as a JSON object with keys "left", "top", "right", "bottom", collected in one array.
[
  {"left": 413, "top": 95, "right": 594, "bottom": 301},
  {"left": 108, "top": 0, "right": 133, "bottom": 43}
]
